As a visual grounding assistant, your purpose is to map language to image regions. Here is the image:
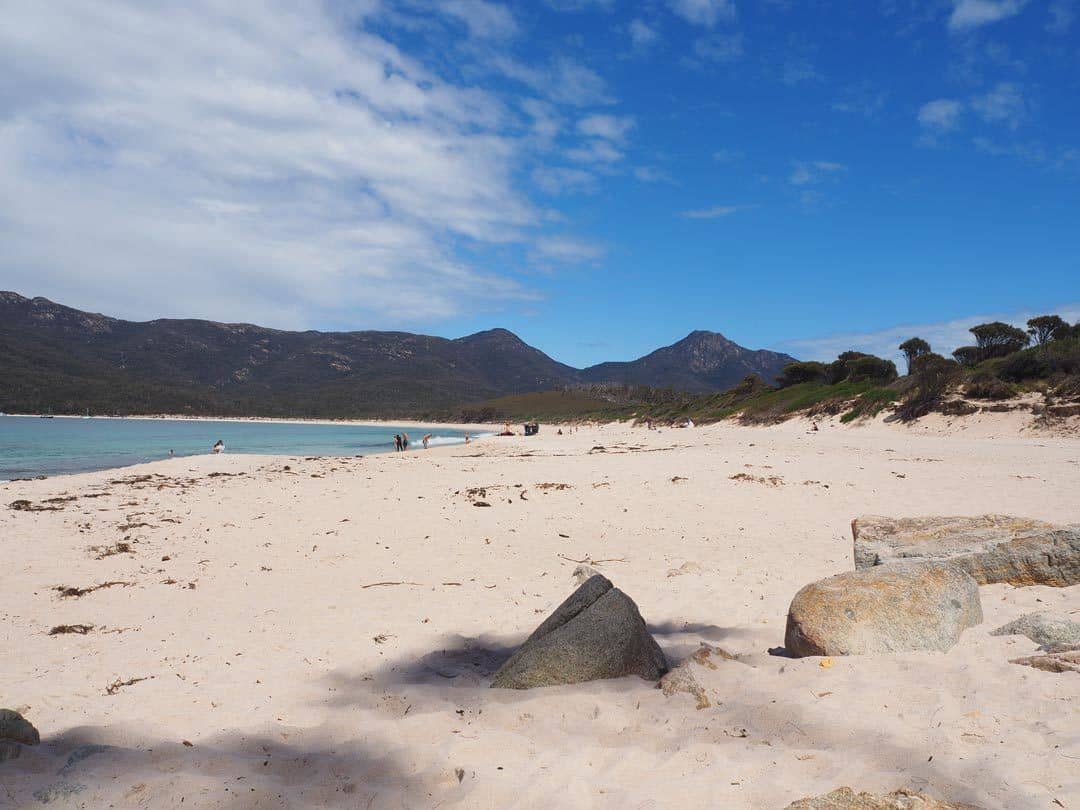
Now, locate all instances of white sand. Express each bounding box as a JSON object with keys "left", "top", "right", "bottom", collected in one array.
[{"left": 1, "top": 416, "right": 1078, "bottom": 808}]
